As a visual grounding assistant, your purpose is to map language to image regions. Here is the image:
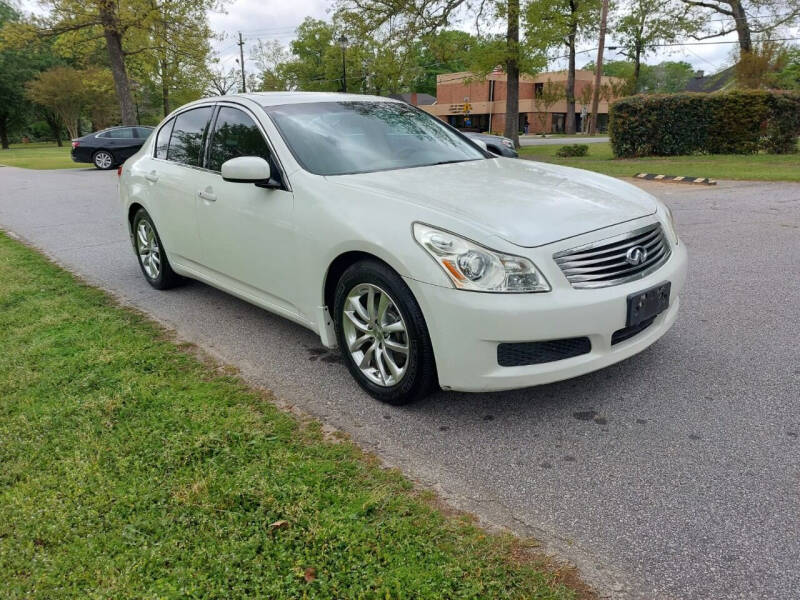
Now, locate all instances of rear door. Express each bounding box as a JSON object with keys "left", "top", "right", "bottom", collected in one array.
[
  {"left": 193, "top": 104, "right": 297, "bottom": 316},
  {"left": 106, "top": 127, "right": 141, "bottom": 160},
  {"left": 143, "top": 106, "right": 214, "bottom": 267}
]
